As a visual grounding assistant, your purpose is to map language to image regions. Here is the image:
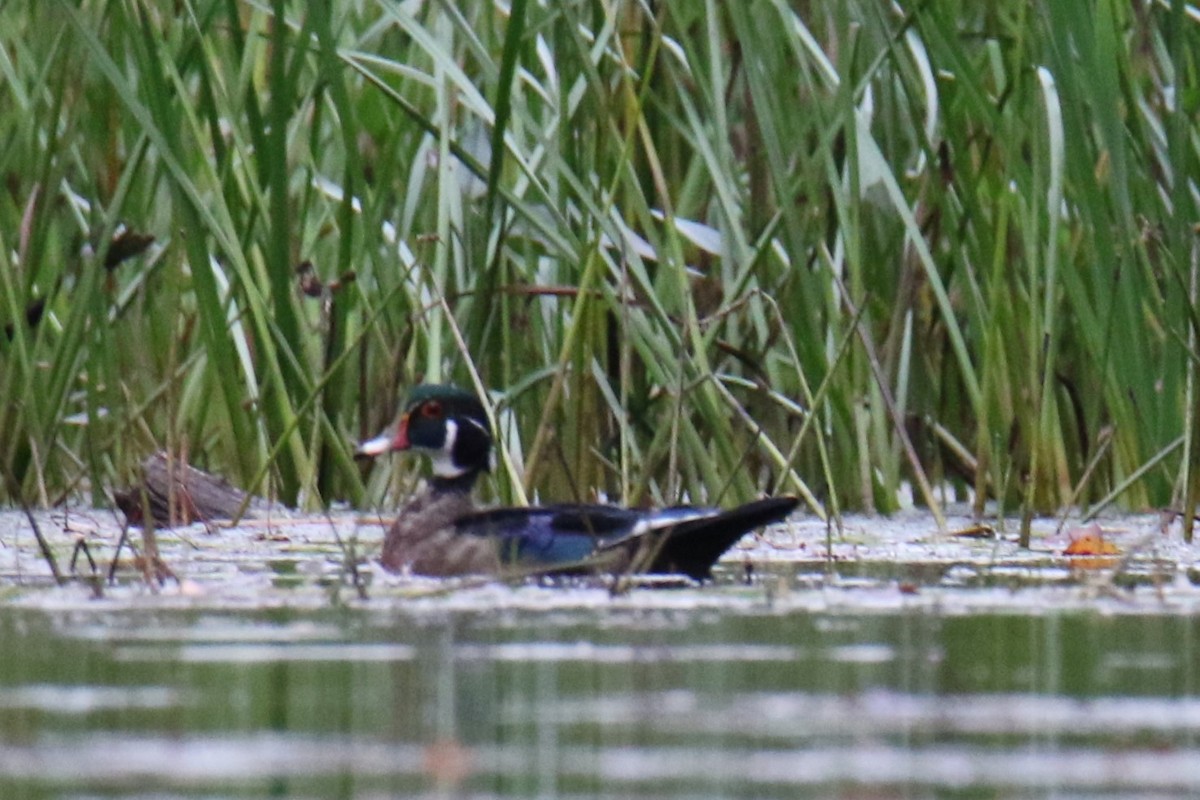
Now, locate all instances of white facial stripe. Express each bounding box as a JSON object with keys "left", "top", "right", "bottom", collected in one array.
[
  {"left": 461, "top": 413, "right": 495, "bottom": 471},
  {"left": 429, "top": 419, "right": 467, "bottom": 478},
  {"left": 460, "top": 414, "right": 489, "bottom": 436}
]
